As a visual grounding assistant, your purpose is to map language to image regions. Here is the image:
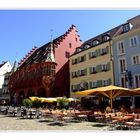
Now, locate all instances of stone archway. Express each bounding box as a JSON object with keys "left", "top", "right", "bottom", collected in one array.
[
  {"left": 18, "top": 90, "right": 25, "bottom": 106},
  {"left": 27, "top": 89, "right": 35, "bottom": 98},
  {"left": 37, "top": 88, "right": 46, "bottom": 97}
]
